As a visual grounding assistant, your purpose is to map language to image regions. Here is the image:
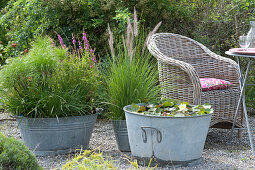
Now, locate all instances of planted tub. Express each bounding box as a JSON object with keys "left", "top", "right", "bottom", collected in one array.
[
  {"left": 112, "top": 120, "right": 130, "bottom": 152},
  {"left": 16, "top": 114, "right": 97, "bottom": 156},
  {"left": 123, "top": 105, "right": 212, "bottom": 167}
]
